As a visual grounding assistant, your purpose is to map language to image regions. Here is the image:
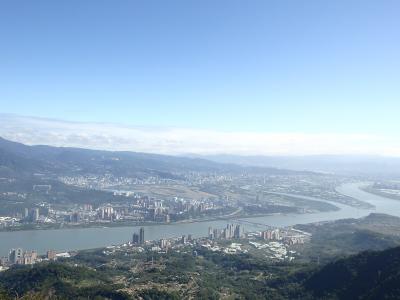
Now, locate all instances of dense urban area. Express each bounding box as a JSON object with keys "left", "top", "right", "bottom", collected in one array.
[{"left": 0, "top": 168, "right": 369, "bottom": 231}]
